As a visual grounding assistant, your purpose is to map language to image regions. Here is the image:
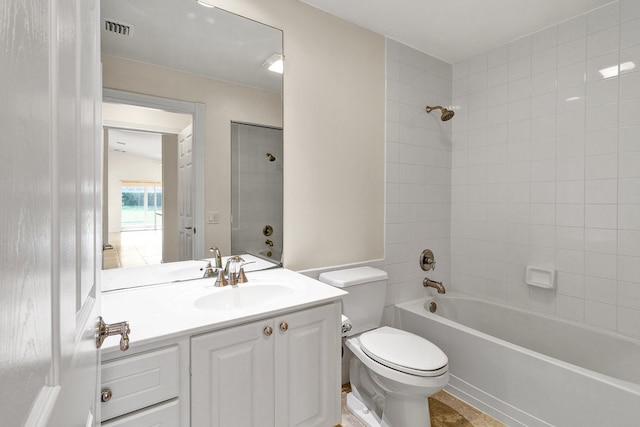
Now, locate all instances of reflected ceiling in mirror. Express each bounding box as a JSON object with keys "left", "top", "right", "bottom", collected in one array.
[{"left": 101, "top": 0, "right": 283, "bottom": 94}]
